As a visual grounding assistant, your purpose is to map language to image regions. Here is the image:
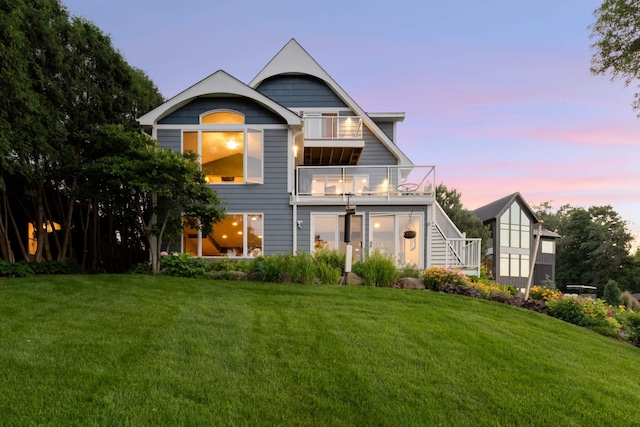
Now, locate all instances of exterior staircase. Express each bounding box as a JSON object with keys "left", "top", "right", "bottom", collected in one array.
[{"left": 430, "top": 202, "right": 481, "bottom": 276}]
